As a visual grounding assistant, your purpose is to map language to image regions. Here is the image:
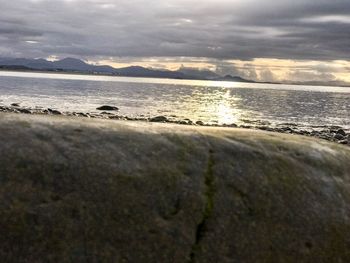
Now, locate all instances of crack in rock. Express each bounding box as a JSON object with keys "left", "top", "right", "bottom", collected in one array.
[{"left": 188, "top": 149, "right": 216, "bottom": 263}]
